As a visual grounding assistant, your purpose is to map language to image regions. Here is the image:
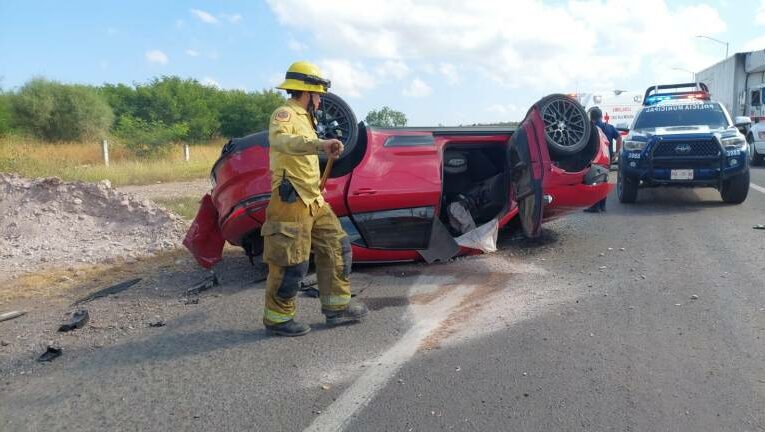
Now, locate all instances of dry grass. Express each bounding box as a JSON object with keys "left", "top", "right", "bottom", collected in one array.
[
  {"left": 154, "top": 196, "right": 202, "bottom": 220},
  {"left": 0, "top": 135, "right": 223, "bottom": 186}
]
